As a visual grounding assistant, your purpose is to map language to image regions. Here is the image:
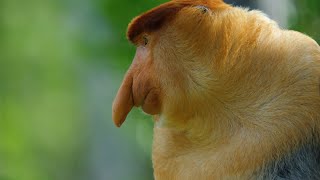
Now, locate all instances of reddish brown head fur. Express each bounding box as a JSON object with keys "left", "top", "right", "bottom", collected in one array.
[{"left": 127, "top": 0, "right": 229, "bottom": 44}]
